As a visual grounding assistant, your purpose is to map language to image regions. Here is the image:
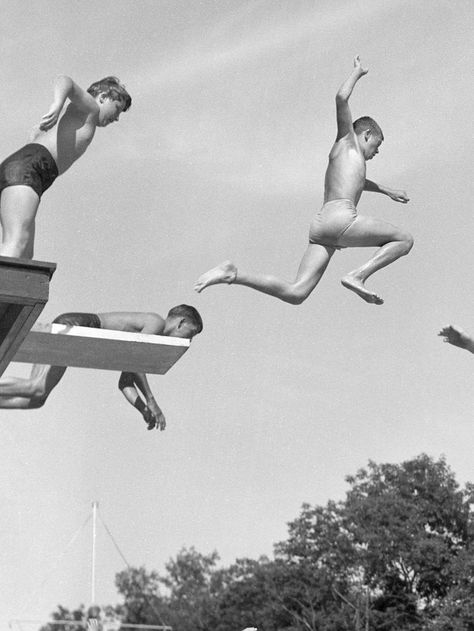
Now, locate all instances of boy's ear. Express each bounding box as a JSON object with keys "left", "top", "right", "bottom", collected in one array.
[
  {"left": 363, "top": 129, "right": 371, "bottom": 141},
  {"left": 177, "top": 317, "right": 186, "bottom": 329}
]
